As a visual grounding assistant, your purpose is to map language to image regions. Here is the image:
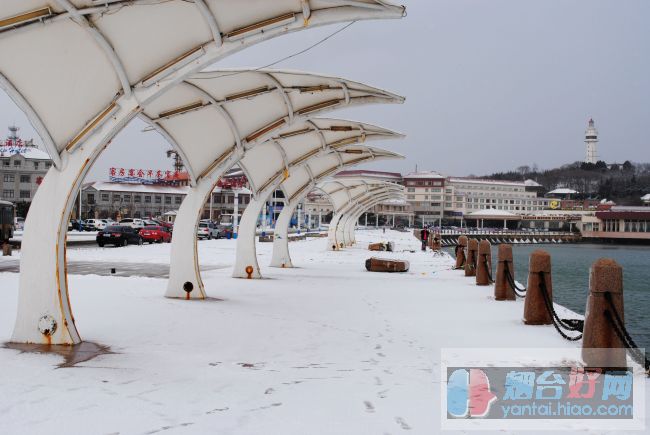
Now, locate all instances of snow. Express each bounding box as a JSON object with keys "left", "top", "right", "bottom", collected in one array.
[
  {"left": 0, "top": 229, "right": 647, "bottom": 434},
  {"left": 547, "top": 188, "right": 579, "bottom": 195},
  {"left": 466, "top": 208, "right": 518, "bottom": 218}
]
